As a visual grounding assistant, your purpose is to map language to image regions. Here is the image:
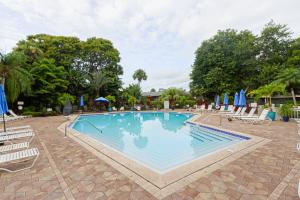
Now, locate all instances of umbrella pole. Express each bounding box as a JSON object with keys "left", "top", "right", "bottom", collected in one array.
[{"left": 2, "top": 113, "right": 5, "bottom": 132}]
